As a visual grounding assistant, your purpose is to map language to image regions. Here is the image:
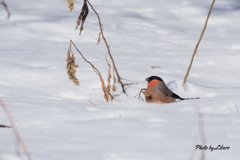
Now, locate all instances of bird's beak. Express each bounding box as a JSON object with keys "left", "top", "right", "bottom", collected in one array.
[{"left": 145, "top": 78, "right": 149, "bottom": 82}]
